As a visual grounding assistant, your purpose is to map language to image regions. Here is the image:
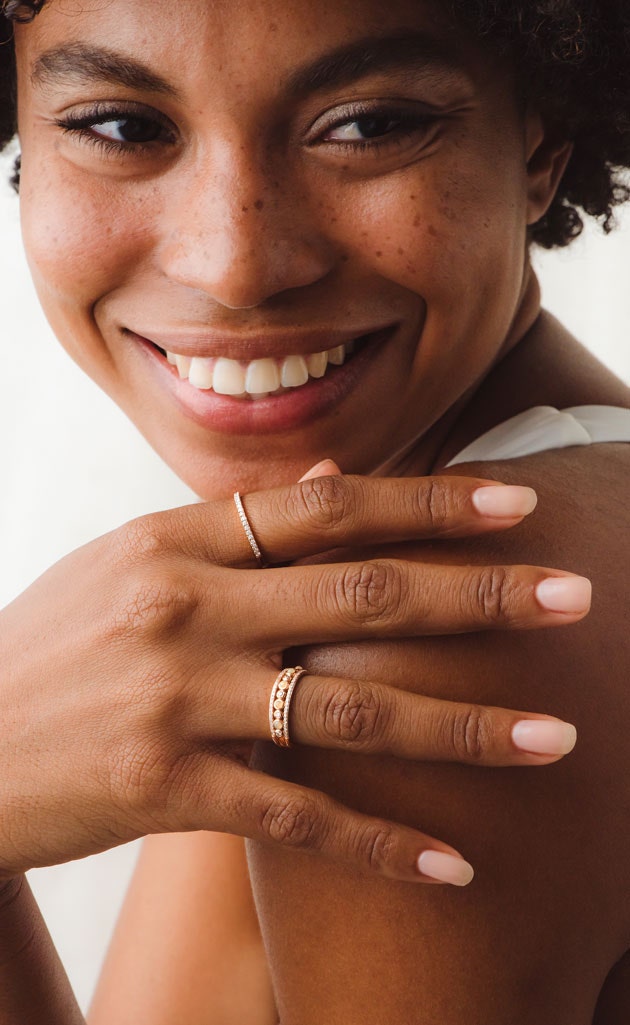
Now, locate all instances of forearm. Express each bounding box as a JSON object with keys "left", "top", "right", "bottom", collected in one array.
[
  {"left": 88, "top": 833, "right": 277, "bottom": 1025},
  {"left": 0, "top": 876, "right": 85, "bottom": 1025}
]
